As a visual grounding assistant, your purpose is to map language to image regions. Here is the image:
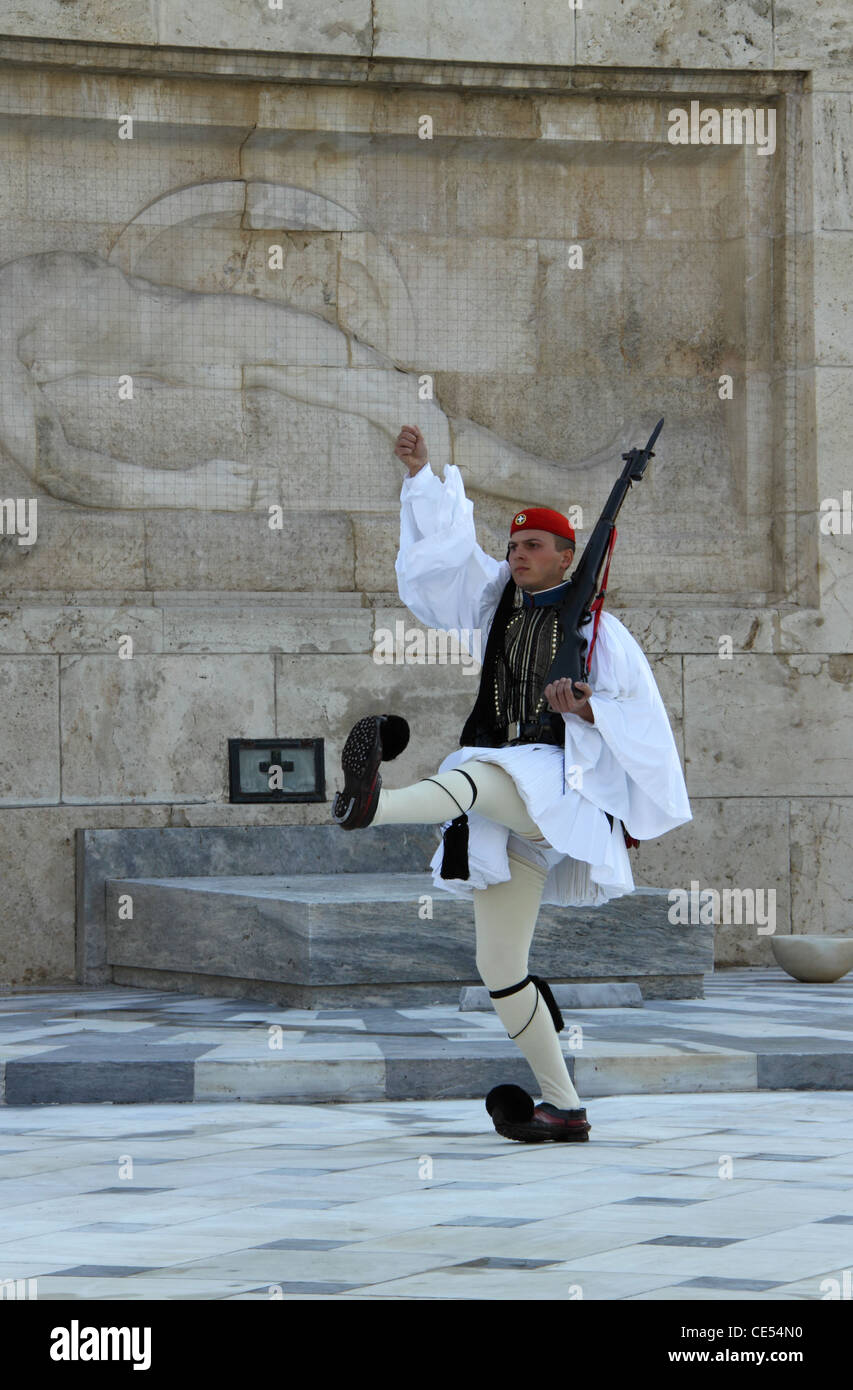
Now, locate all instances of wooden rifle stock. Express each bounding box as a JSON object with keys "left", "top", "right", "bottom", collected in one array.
[{"left": 544, "top": 418, "right": 664, "bottom": 696}]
